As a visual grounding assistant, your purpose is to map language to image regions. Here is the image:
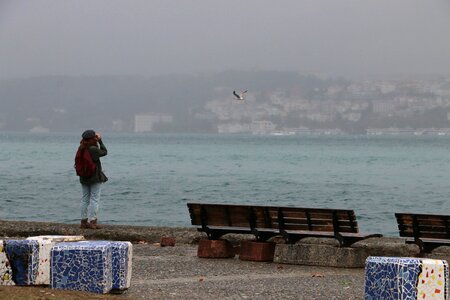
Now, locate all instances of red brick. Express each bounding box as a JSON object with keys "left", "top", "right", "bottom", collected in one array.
[
  {"left": 160, "top": 237, "right": 176, "bottom": 247},
  {"left": 197, "top": 239, "right": 235, "bottom": 258},
  {"left": 239, "top": 240, "right": 276, "bottom": 262}
]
